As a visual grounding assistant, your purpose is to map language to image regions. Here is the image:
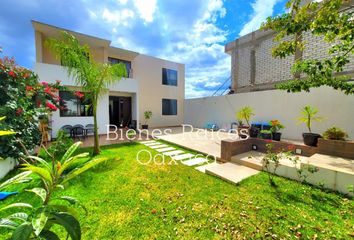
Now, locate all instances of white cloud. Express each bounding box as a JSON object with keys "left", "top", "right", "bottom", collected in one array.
[
  {"left": 132, "top": 0, "right": 157, "bottom": 23},
  {"left": 117, "top": 0, "right": 128, "bottom": 4},
  {"left": 239, "top": 0, "right": 280, "bottom": 36},
  {"left": 88, "top": 0, "right": 230, "bottom": 98},
  {"left": 102, "top": 8, "right": 135, "bottom": 26}
]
